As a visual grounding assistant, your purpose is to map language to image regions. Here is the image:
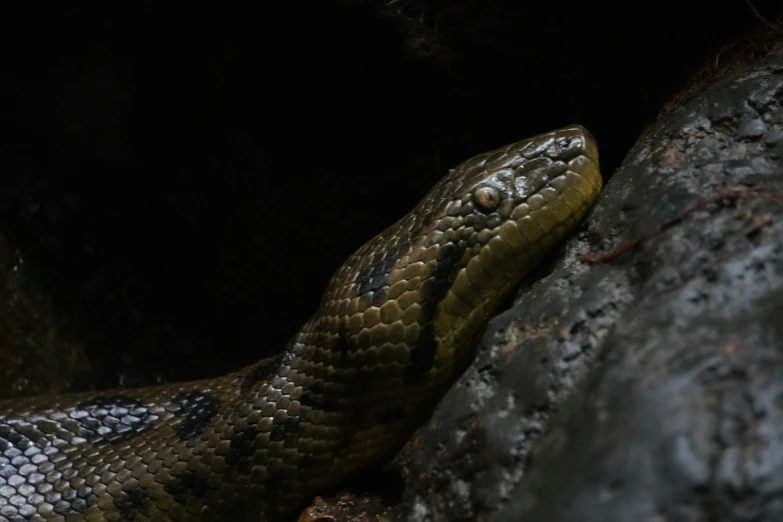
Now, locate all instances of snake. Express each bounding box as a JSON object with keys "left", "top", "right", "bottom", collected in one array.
[{"left": 0, "top": 125, "right": 601, "bottom": 522}]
